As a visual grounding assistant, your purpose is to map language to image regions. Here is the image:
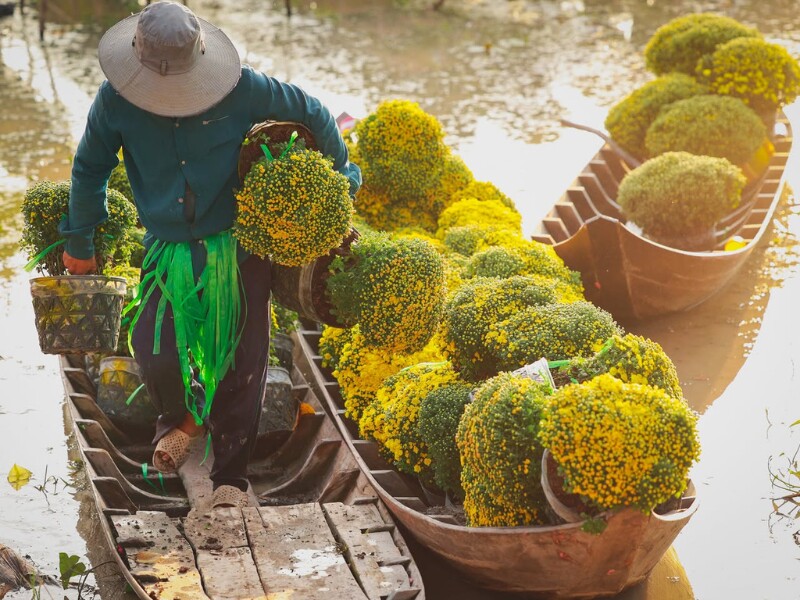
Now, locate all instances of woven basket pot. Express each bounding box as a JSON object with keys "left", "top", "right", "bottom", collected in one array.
[
  {"left": 96, "top": 356, "right": 157, "bottom": 439},
  {"left": 30, "top": 275, "right": 126, "bottom": 355}
]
